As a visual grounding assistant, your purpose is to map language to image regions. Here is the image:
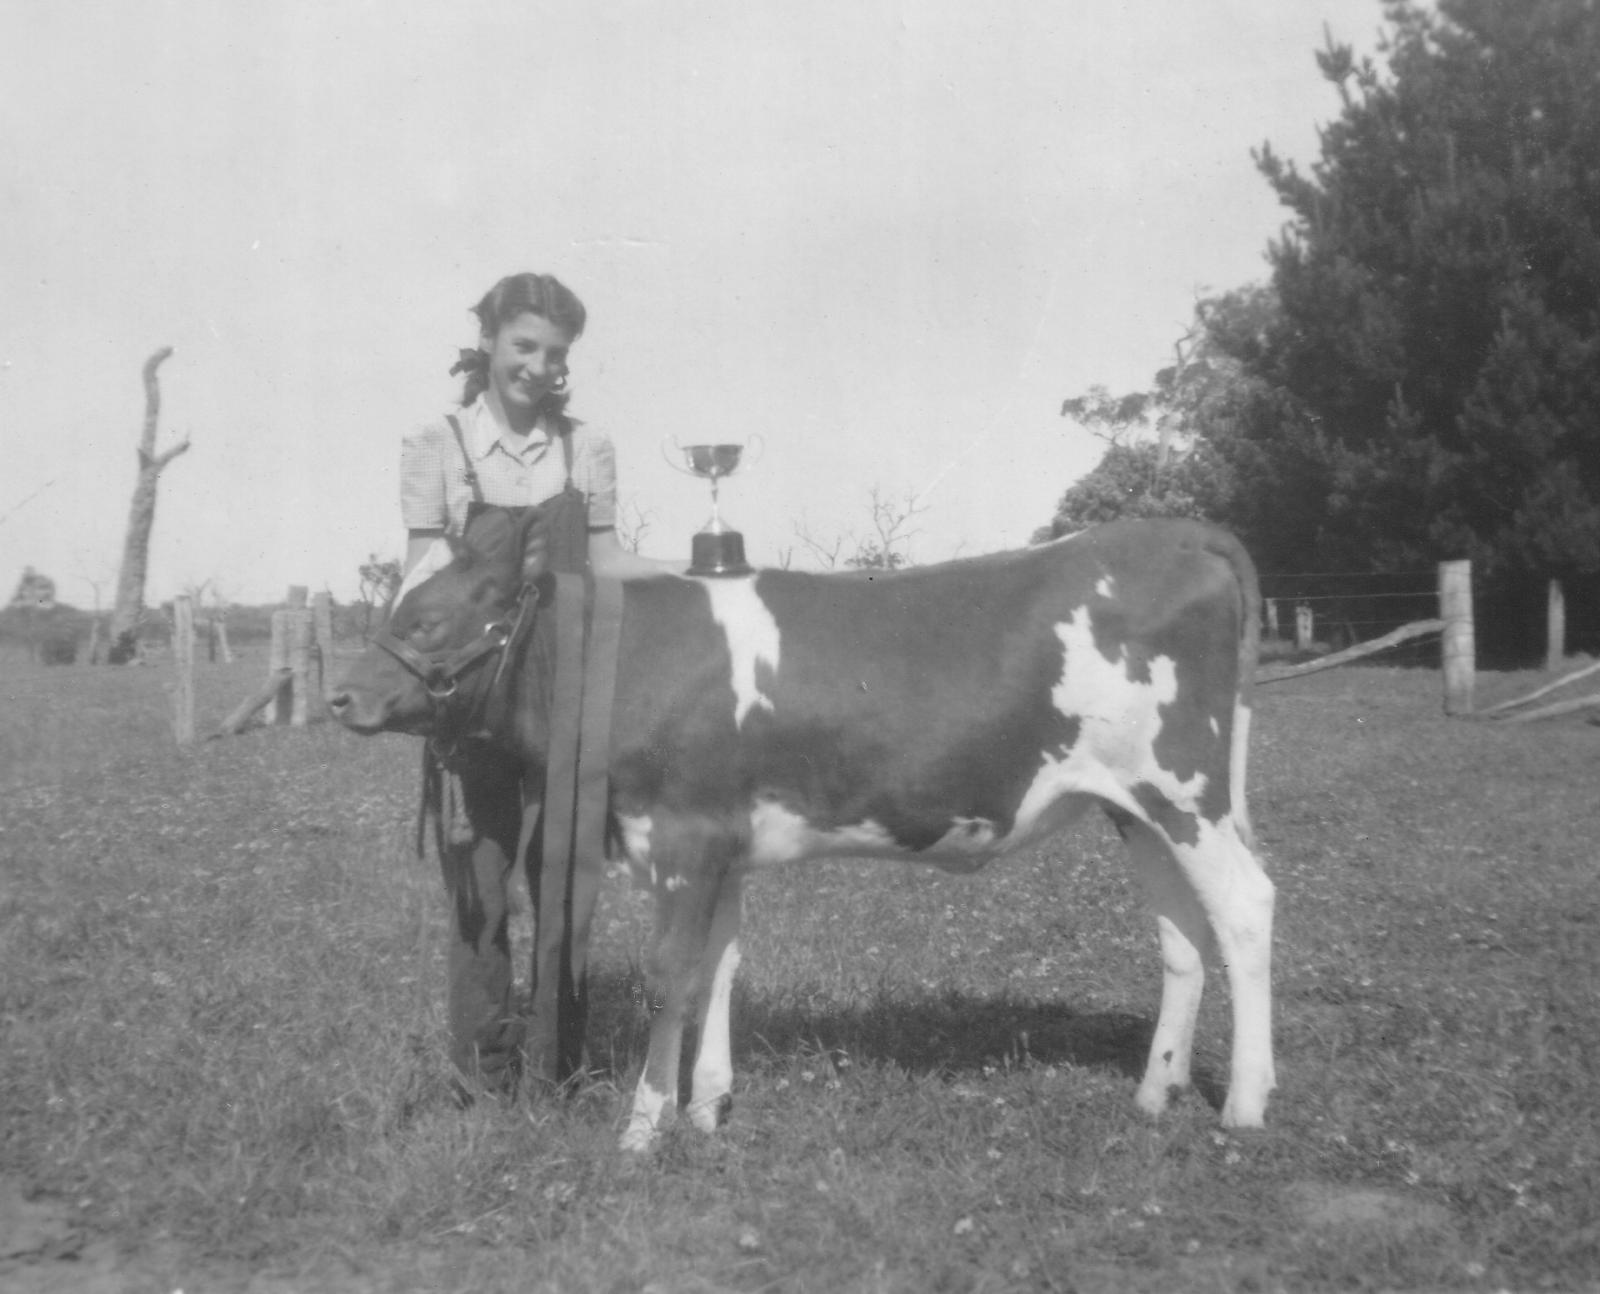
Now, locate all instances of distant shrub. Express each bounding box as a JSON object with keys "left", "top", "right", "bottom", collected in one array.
[{"left": 39, "top": 631, "right": 78, "bottom": 665}]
